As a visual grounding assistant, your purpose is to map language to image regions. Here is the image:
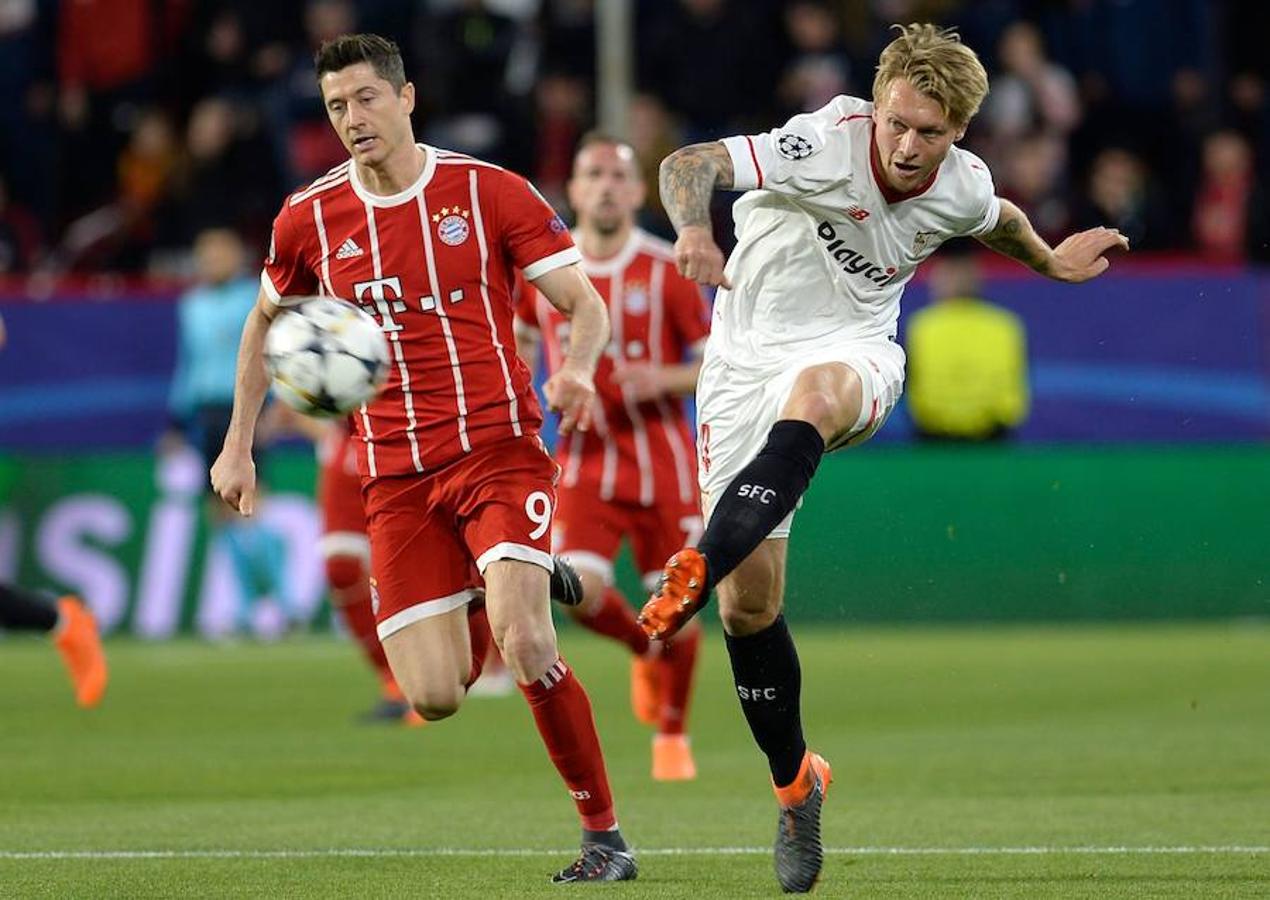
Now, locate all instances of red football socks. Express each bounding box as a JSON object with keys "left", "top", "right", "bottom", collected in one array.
[
  {"left": 333, "top": 582, "right": 394, "bottom": 685},
  {"left": 519, "top": 657, "right": 617, "bottom": 831},
  {"left": 580, "top": 587, "right": 650, "bottom": 657},
  {"left": 659, "top": 626, "right": 702, "bottom": 735}
]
